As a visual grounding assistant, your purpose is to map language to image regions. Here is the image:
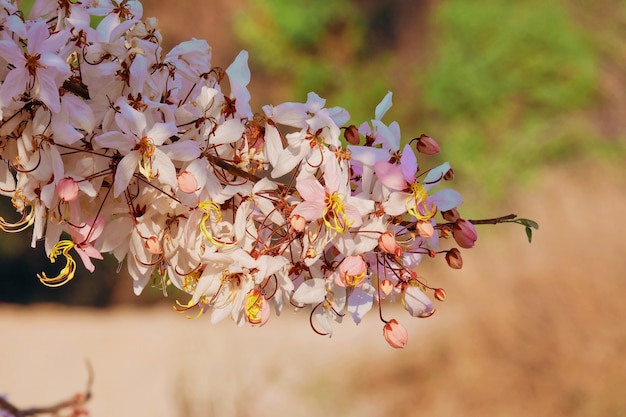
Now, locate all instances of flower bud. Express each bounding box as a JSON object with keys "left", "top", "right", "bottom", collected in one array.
[
  {"left": 344, "top": 124, "right": 361, "bottom": 145},
  {"left": 290, "top": 214, "right": 306, "bottom": 232},
  {"left": 416, "top": 221, "right": 434, "bottom": 238},
  {"left": 57, "top": 177, "right": 79, "bottom": 202},
  {"left": 378, "top": 232, "right": 402, "bottom": 256},
  {"left": 383, "top": 319, "right": 408, "bottom": 349},
  {"left": 415, "top": 134, "right": 440, "bottom": 155},
  {"left": 337, "top": 255, "right": 367, "bottom": 287},
  {"left": 445, "top": 248, "right": 463, "bottom": 269},
  {"left": 442, "top": 208, "right": 460, "bottom": 223},
  {"left": 145, "top": 236, "right": 163, "bottom": 254},
  {"left": 452, "top": 219, "right": 478, "bottom": 249},
  {"left": 379, "top": 279, "right": 394, "bottom": 296},
  {"left": 434, "top": 288, "right": 446, "bottom": 301},
  {"left": 177, "top": 171, "right": 198, "bottom": 193}
]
